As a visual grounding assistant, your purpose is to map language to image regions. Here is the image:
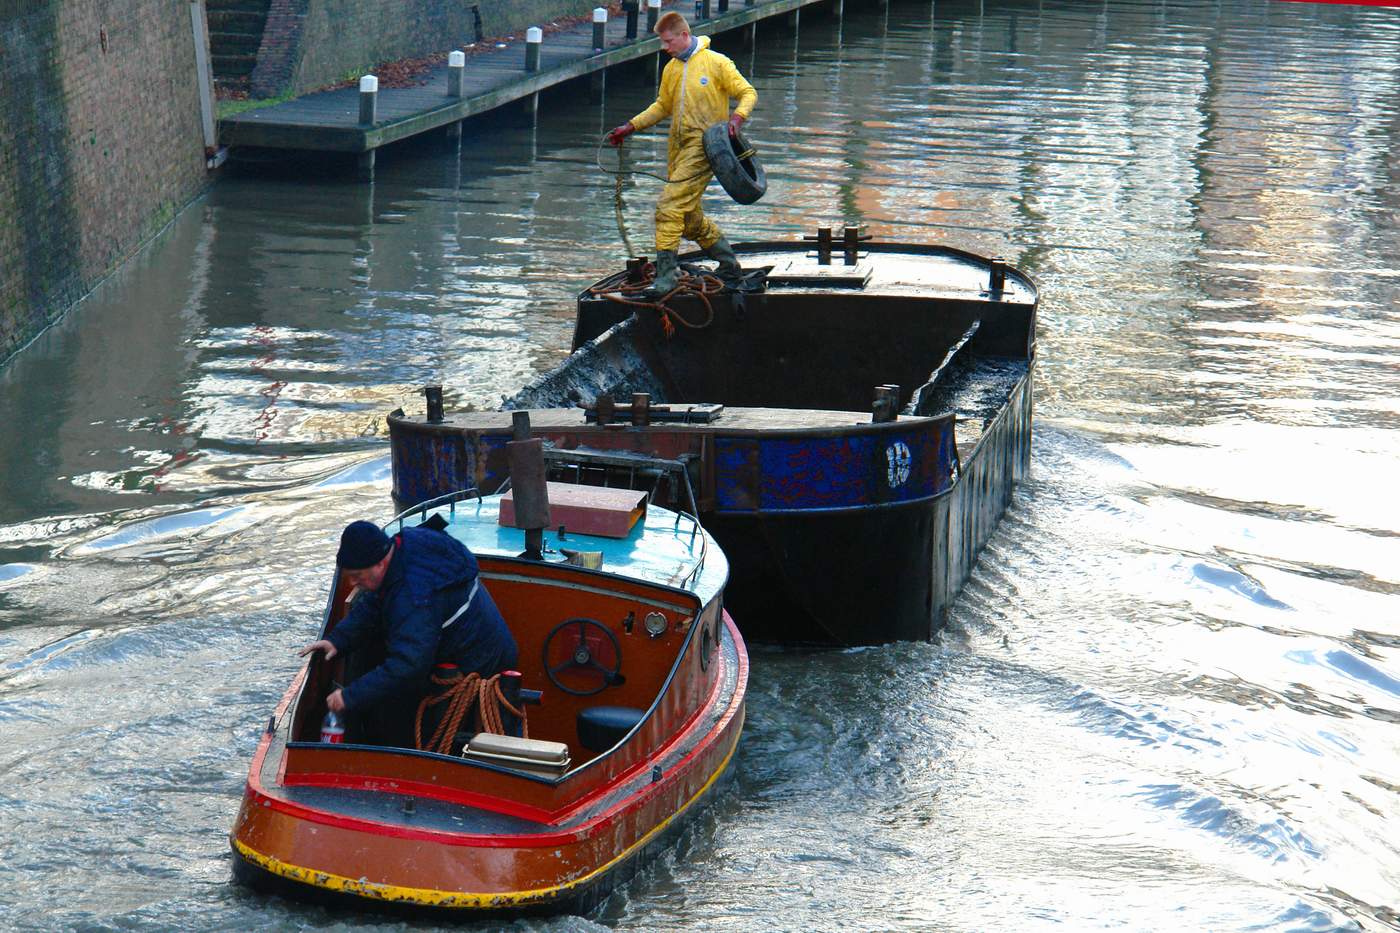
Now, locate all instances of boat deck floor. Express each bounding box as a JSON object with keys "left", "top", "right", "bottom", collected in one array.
[
  {"left": 281, "top": 783, "right": 550, "bottom": 835},
  {"left": 254, "top": 628, "right": 742, "bottom": 838}
]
